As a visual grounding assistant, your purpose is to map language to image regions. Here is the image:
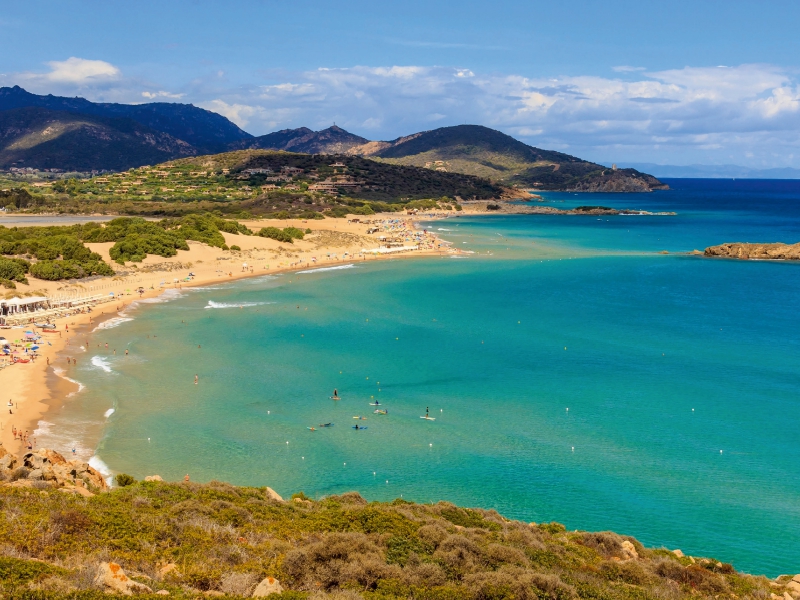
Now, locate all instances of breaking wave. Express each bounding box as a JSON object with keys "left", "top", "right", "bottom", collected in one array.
[
  {"left": 297, "top": 264, "right": 356, "bottom": 274},
  {"left": 90, "top": 356, "right": 112, "bottom": 373},
  {"left": 204, "top": 301, "right": 273, "bottom": 309}
]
